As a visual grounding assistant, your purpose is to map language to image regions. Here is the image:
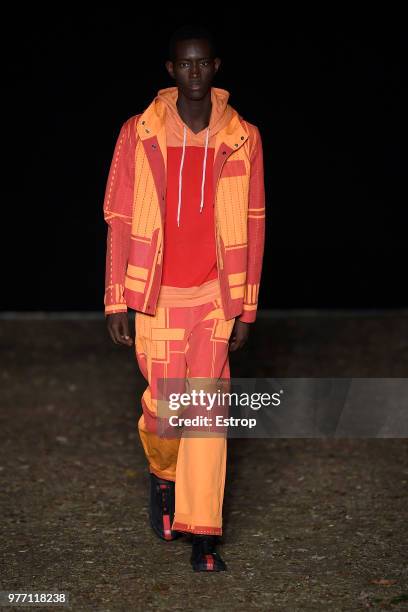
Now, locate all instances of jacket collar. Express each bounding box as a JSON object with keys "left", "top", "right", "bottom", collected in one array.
[{"left": 136, "top": 90, "right": 249, "bottom": 152}]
